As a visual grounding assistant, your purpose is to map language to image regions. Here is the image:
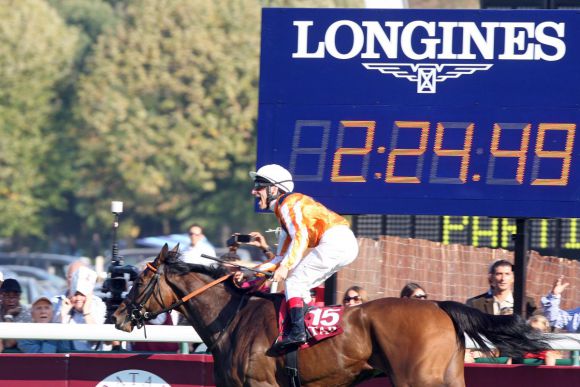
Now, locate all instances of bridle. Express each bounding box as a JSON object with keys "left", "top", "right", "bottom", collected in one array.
[{"left": 127, "top": 261, "right": 231, "bottom": 330}]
